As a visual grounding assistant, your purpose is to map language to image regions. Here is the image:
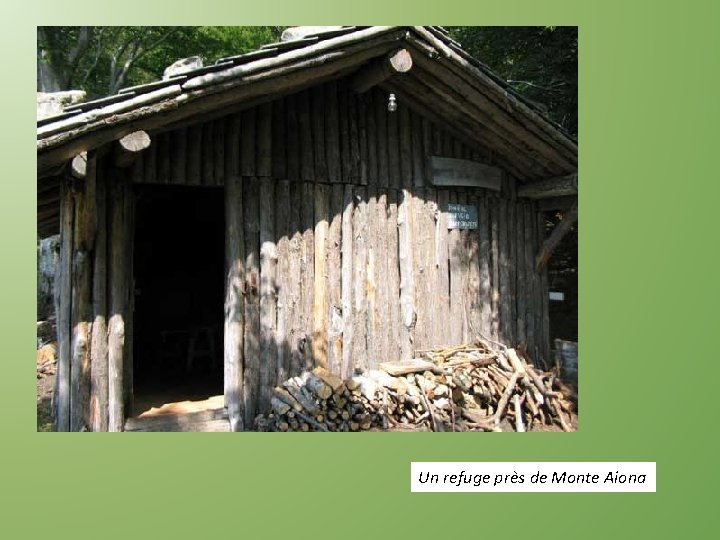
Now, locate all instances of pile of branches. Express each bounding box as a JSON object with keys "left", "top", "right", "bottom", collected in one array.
[{"left": 255, "top": 339, "right": 576, "bottom": 432}]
